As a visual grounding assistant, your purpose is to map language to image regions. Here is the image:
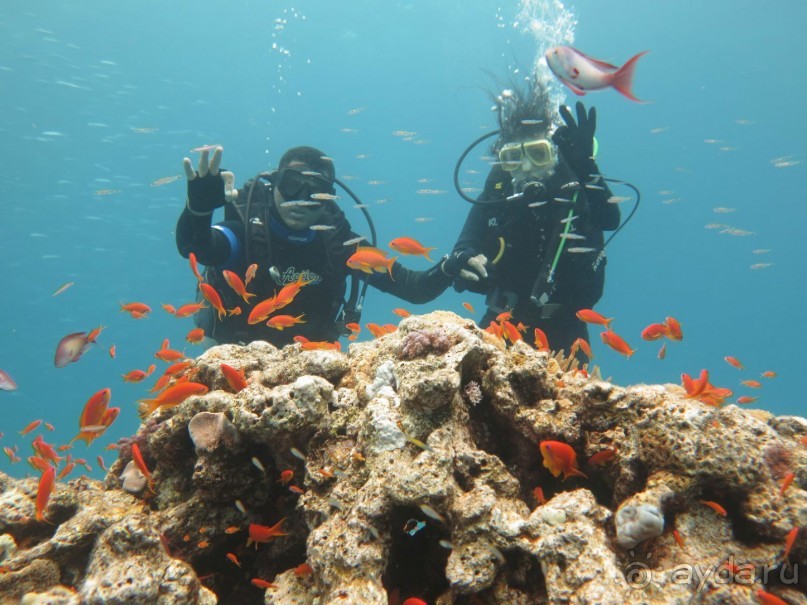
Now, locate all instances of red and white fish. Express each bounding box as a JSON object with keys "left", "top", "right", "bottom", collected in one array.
[
  {"left": 545, "top": 46, "right": 648, "bottom": 103},
  {"left": 0, "top": 369, "right": 17, "bottom": 391}
]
